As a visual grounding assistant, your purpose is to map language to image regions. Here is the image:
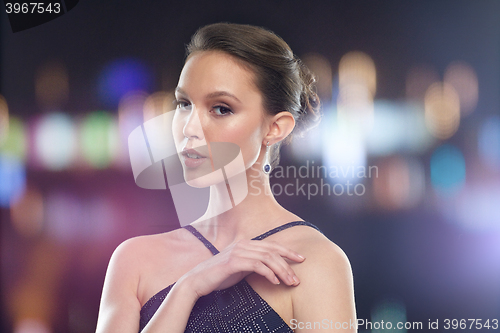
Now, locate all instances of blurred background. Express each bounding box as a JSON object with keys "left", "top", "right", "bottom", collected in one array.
[{"left": 1, "top": 0, "right": 500, "bottom": 332}]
